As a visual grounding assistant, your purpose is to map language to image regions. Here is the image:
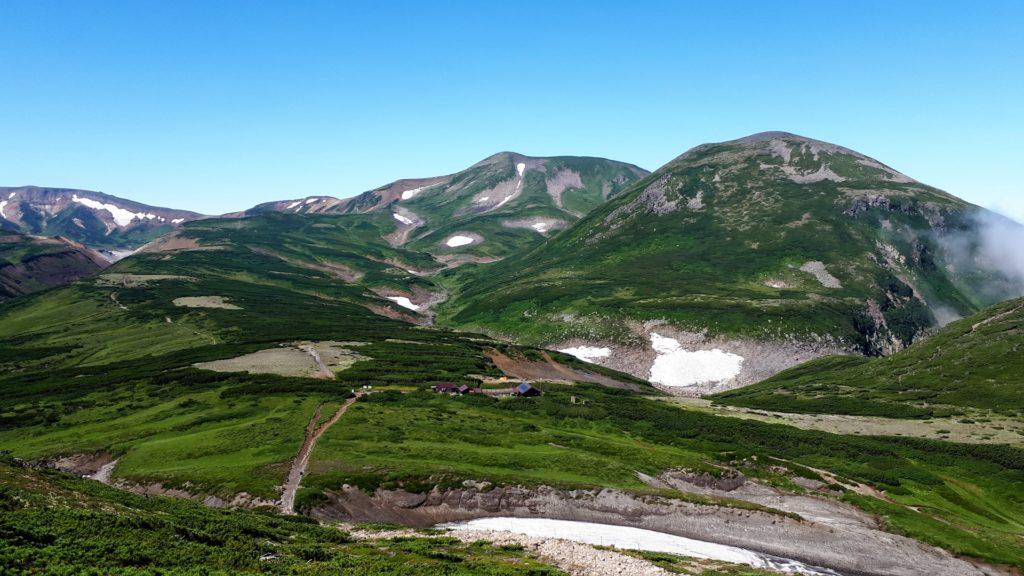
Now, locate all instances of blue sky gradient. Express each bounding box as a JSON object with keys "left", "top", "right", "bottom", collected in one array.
[{"left": 2, "top": 1, "right": 1021, "bottom": 217}]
